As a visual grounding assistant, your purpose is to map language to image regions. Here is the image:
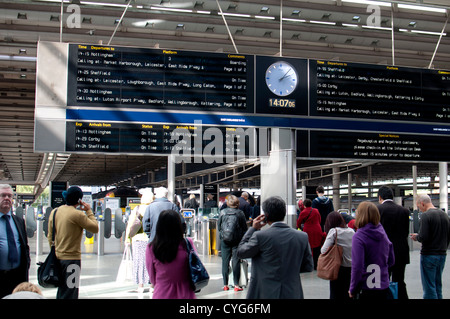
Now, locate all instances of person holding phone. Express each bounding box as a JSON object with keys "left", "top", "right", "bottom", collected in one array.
[
  {"left": 237, "top": 196, "right": 314, "bottom": 299},
  {"left": 47, "top": 186, "right": 98, "bottom": 299}
]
